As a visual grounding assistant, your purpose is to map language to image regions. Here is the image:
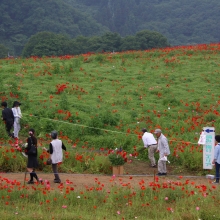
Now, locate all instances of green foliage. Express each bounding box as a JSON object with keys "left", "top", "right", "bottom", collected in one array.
[
  {"left": 108, "top": 152, "right": 126, "bottom": 166},
  {"left": 22, "top": 32, "right": 70, "bottom": 57},
  {"left": 1, "top": 44, "right": 220, "bottom": 174},
  {"left": 21, "top": 29, "right": 169, "bottom": 57},
  {"left": 59, "top": 92, "right": 69, "bottom": 111},
  {"left": 0, "top": 44, "right": 8, "bottom": 58},
  {"left": 204, "top": 113, "right": 217, "bottom": 122},
  {"left": 0, "top": 147, "right": 26, "bottom": 172},
  {"left": 0, "top": 173, "right": 219, "bottom": 219},
  {"left": 135, "top": 30, "right": 170, "bottom": 50}
]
